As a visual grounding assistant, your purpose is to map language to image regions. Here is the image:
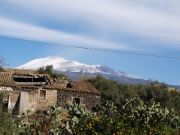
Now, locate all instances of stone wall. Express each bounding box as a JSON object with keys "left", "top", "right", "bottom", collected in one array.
[
  {"left": 57, "top": 90, "right": 101, "bottom": 109},
  {"left": 9, "top": 91, "right": 20, "bottom": 114},
  {"left": 28, "top": 91, "right": 38, "bottom": 113},
  {"left": 7, "top": 87, "right": 100, "bottom": 114},
  {"left": 19, "top": 92, "right": 29, "bottom": 113},
  {"left": 9, "top": 88, "right": 57, "bottom": 114},
  {"left": 36, "top": 89, "right": 57, "bottom": 111},
  {"left": 24, "top": 89, "right": 57, "bottom": 113},
  {"left": 0, "top": 86, "right": 13, "bottom": 92}
]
